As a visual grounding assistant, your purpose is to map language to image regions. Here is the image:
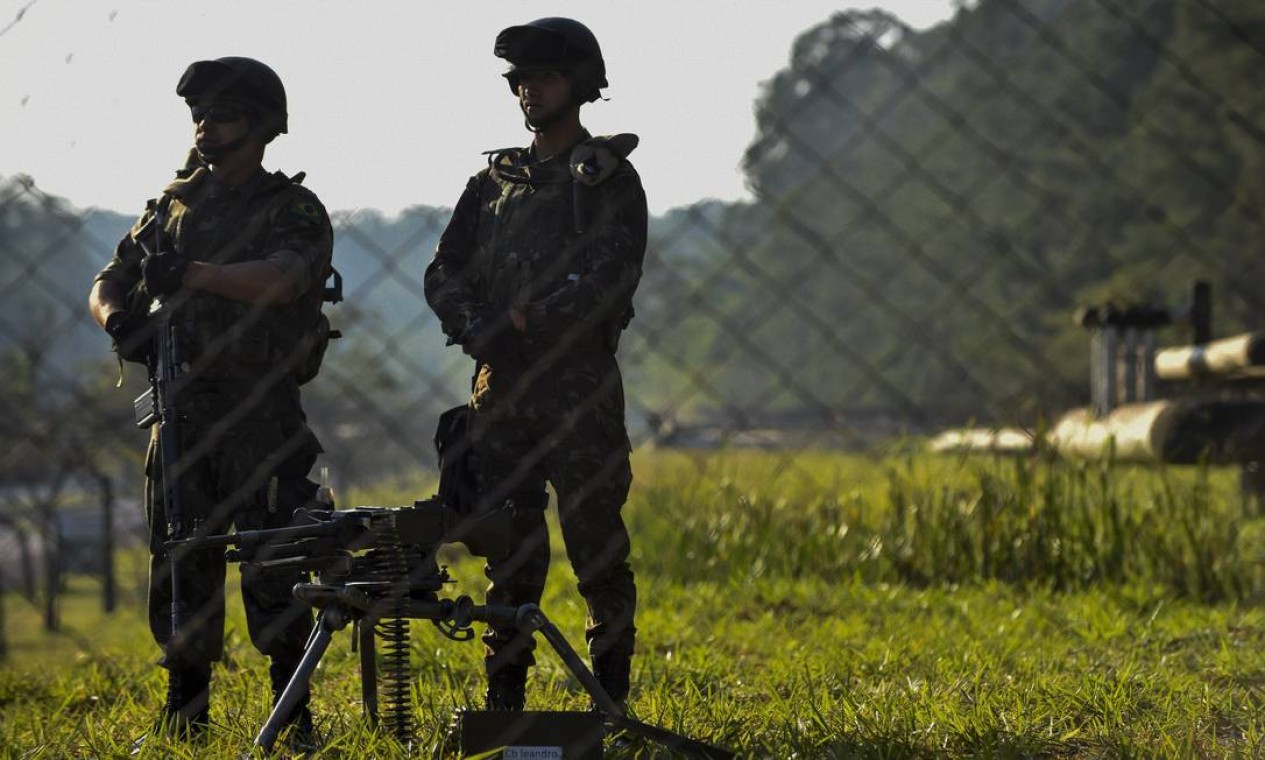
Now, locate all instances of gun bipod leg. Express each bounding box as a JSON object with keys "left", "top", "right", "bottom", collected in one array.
[
  {"left": 514, "top": 603, "right": 735, "bottom": 760},
  {"left": 358, "top": 614, "right": 378, "bottom": 726},
  {"left": 254, "top": 608, "right": 348, "bottom": 752},
  {"left": 513, "top": 604, "right": 623, "bottom": 717}
]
